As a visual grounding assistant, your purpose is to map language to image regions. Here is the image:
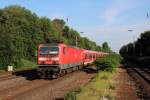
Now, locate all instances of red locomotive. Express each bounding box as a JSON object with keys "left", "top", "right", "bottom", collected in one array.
[{"left": 37, "top": 42, "right": 108, "bottom": 78}]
